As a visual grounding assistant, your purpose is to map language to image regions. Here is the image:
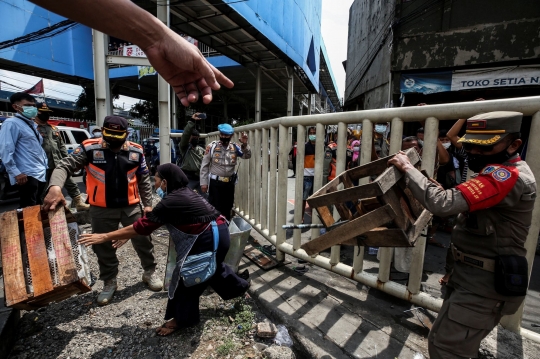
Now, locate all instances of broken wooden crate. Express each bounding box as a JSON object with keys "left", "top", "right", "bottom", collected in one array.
[
  {"left": 0, "top": 206, "right": 91, "bottom": 310},
  {"left": 301, "top": 148, "right": 433, "bottom": 255}
]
